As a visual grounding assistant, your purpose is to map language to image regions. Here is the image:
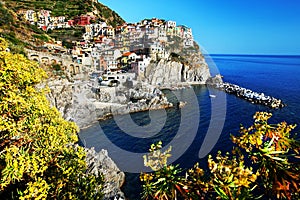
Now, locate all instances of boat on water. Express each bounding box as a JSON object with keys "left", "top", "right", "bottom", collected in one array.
[{"left": 209, "top": 94, "right": 216, "bottom": 98}]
